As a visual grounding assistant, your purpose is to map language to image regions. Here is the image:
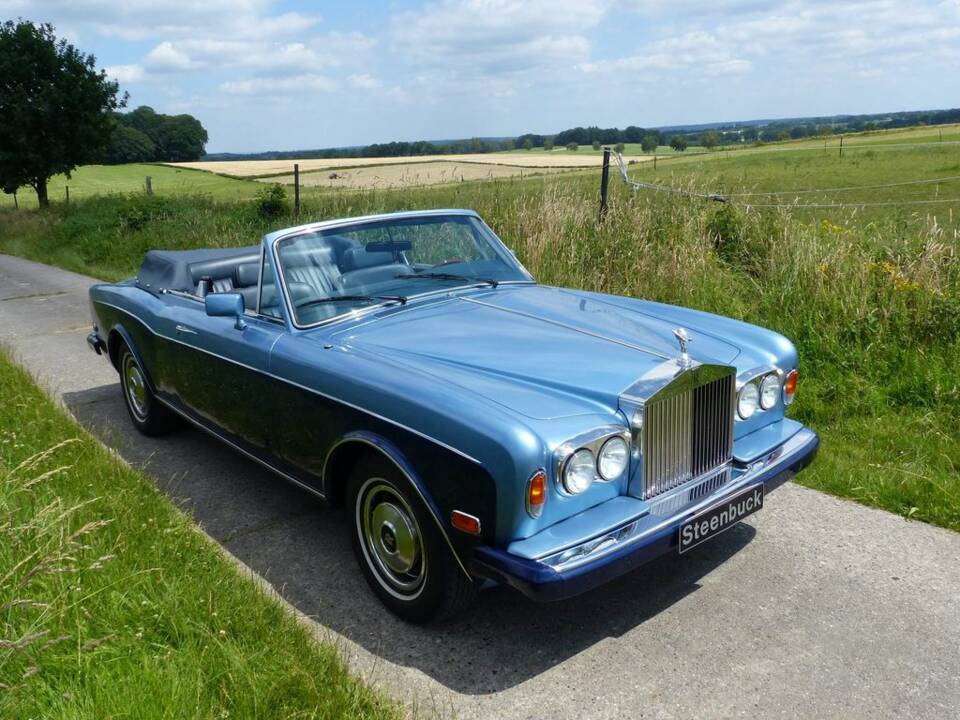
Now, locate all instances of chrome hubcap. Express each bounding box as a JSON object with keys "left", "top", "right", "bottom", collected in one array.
[
  {"left": 358, "top": 479, "right": 426, "bottom": 598},
  {"left": 122, "top": 355, "right": 147, "bottom": 420}
]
